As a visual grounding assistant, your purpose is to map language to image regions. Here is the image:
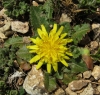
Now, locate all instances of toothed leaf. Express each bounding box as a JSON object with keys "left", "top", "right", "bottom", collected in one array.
[{"left": 72, "top": 24, "right": 90, "bottom": 45}]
